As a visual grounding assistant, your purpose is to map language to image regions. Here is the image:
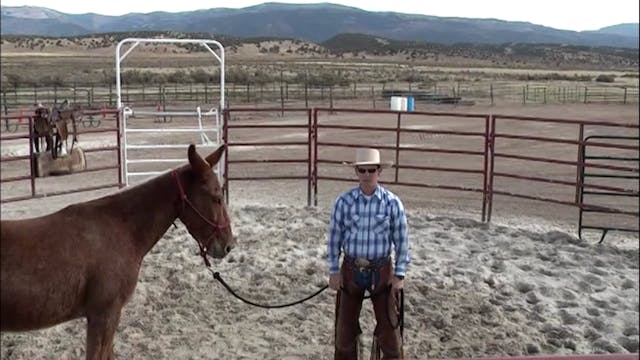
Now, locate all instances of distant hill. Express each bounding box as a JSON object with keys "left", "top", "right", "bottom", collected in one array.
[
  {"left": 592, "top": 23, "right": 639, "bottom": 38},
  {"left": 1, "top": 3, "right": 638, "bottom": 48},
  {"left": 2, "top": 31, "right": 637, "bottom": 72}
]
